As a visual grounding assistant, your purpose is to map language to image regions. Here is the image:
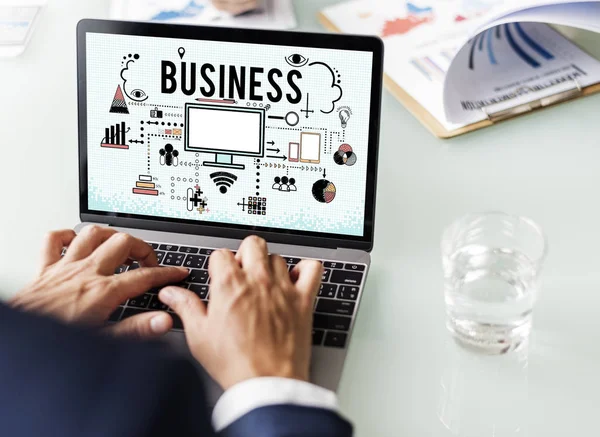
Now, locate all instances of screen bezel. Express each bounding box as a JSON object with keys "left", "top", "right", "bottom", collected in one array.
[{"left": 77, "top": 19, "right": 383, "bottom": 251}]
